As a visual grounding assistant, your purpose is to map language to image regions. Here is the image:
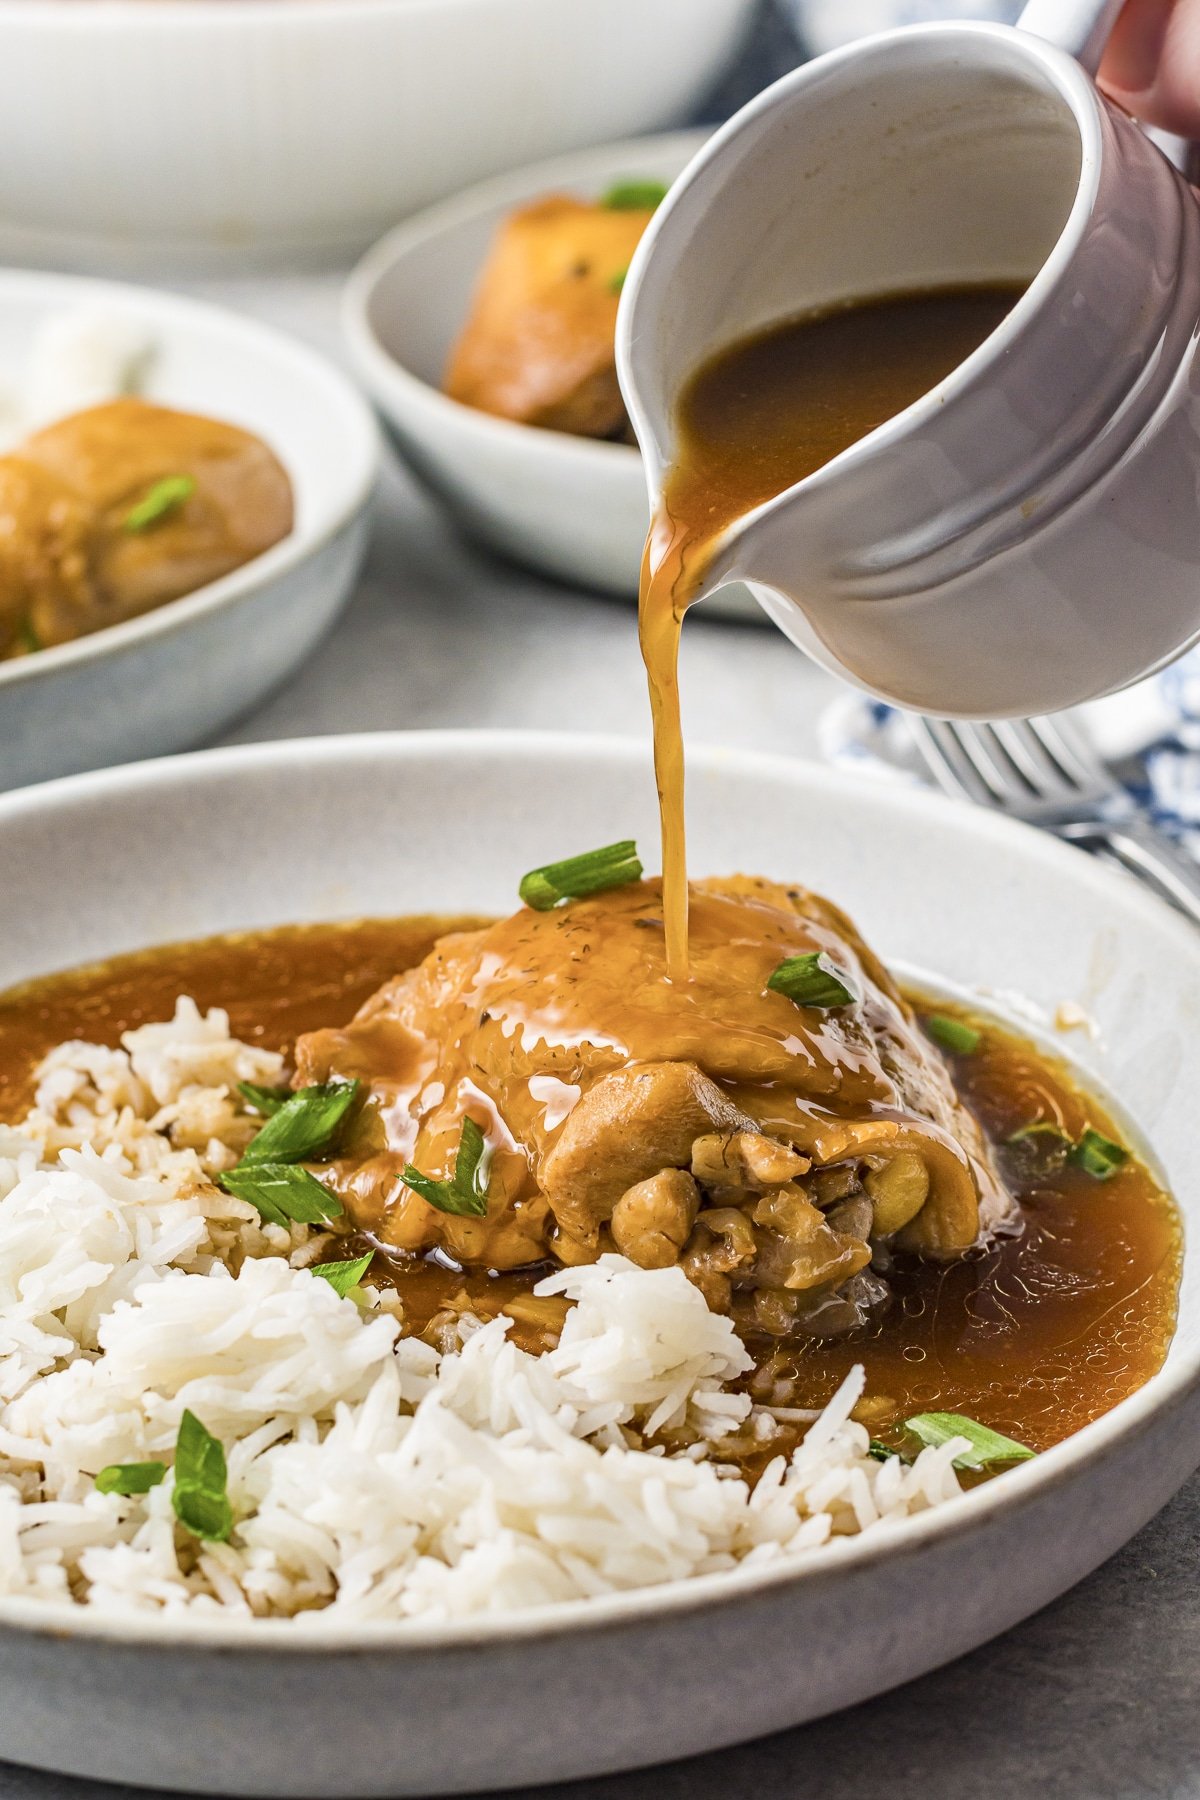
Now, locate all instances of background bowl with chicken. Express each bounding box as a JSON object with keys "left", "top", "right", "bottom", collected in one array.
[
  {"left": 344, "top": 131, "right": 758, "bottom": 614},
  {"left": 0, "top": 269, "right": 378, "bottom": 790}
]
